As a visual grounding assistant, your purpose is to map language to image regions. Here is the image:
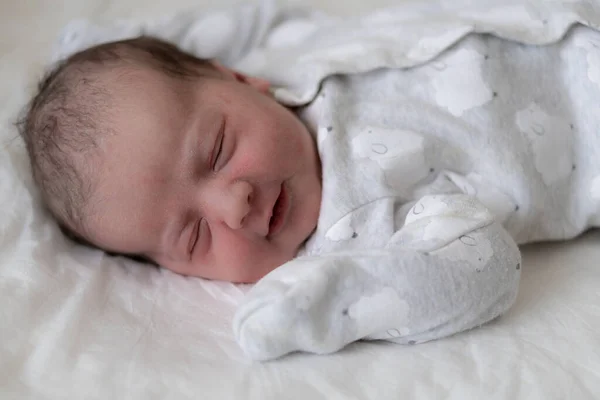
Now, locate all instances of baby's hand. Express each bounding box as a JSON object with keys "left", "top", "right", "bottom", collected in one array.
[
  {"left": 234, "top": 195, "right": 521, "bottom": 361},
  {"left": 233, "top": 249, "right": 424, "bottom": 360},
  {"left": 233, "top": 255, "right": 357, "bottom": 360}
]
